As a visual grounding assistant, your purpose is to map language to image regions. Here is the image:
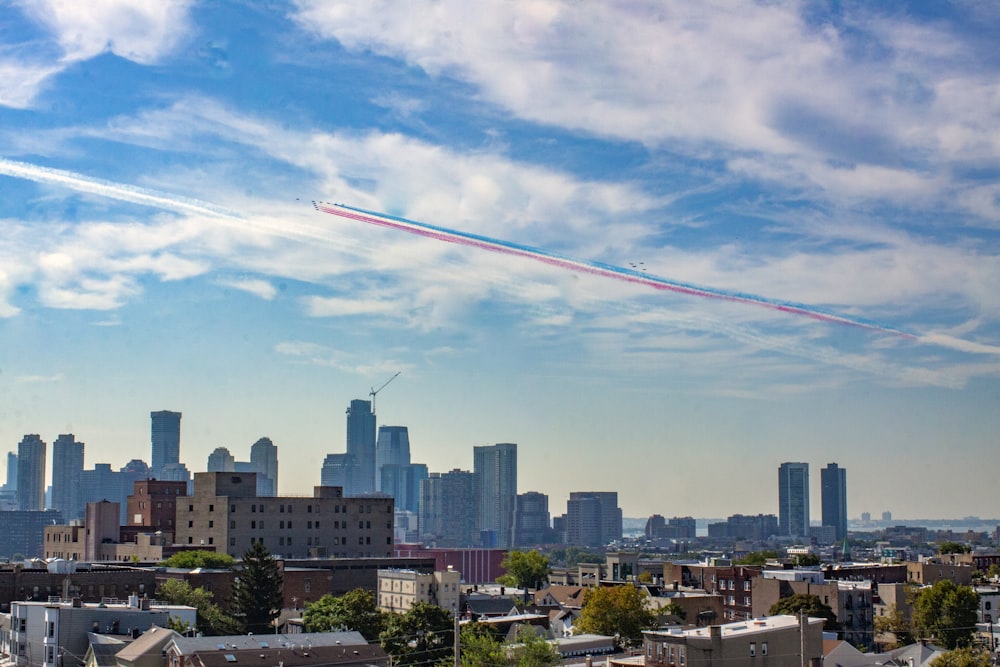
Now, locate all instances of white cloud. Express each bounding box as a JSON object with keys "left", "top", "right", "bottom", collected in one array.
[{"left": 217, "top": 278, "right": 278, "bottom": 301}]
